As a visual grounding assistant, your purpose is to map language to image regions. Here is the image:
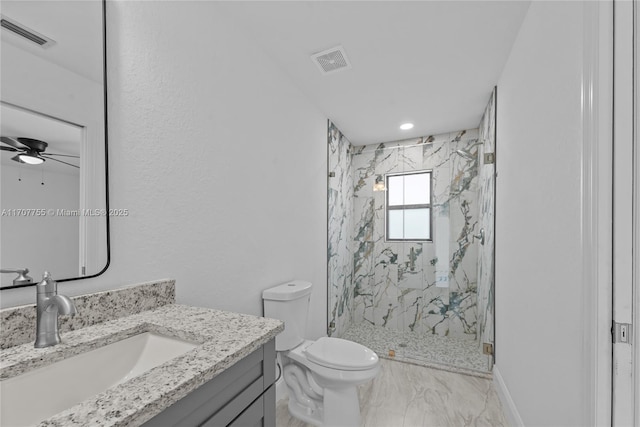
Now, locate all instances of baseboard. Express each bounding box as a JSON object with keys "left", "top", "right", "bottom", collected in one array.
[{"left": 493, "top": 365, "right": 525, "bottom": 427}]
